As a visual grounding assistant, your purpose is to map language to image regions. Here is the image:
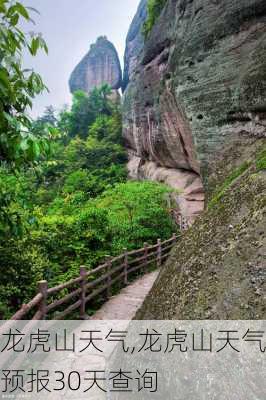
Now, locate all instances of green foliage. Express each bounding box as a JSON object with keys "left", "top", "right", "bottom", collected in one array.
[
  {"left": 37, "top": 88, "right": 127, "bottom": 202},
  {"left": 95, "top": 181, "right": 176, "bottom": 252},
  {"left": 0, "top": 77, "right": 177, "bottom": 318},
  {"left": 0, "top": 168, "right": 47, "bottom": 319},
  {"left": 32, "top": 105, "right": 58, "bottom": 135},
  {"left": 63, "top": 135, "right": 126, "bottom": 174},
  {"left": 0, "top": 237, "right": 47, "bottom": 319},
  {"left": 64, "top": 84, "right": 113, "bottom": 139},
  {"left": 33, "top": 208, "right": 112, "bottom": 284},
  {"left": 62, "top": 169, "right": 93, "bottom": 195},
  {"left": 32, "top": 180, "right": 175, "bottom": 286},
  {"left": 89, "top": 111, "right": 123, "bottom": 143},
  {"left": 143, "top": 0, "right": 167, "bottom": 39},
  {"left": 0, "top": 165, "right": 40, "bottom": 236},
  {"left": 0, "top": 0, "right": 55, "bottom": 166},
  {"left": 39, "top": 103, "right": 127, "bottom": 202}
]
